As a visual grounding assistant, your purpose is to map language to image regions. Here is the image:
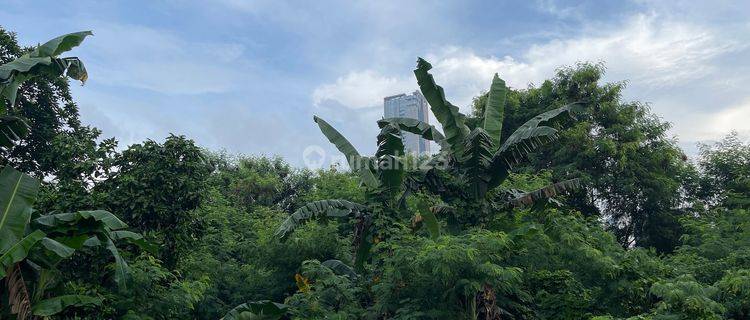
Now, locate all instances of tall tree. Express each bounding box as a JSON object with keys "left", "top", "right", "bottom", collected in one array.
[
  {"left": 96, "top": 134, "right": 211, "bottom": 268},
  {"left": 470, "top": 63, "right": 692, "bottom": 252},
  {"left": 694, "top": 132, "right": 750, "bottom": 210}
]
